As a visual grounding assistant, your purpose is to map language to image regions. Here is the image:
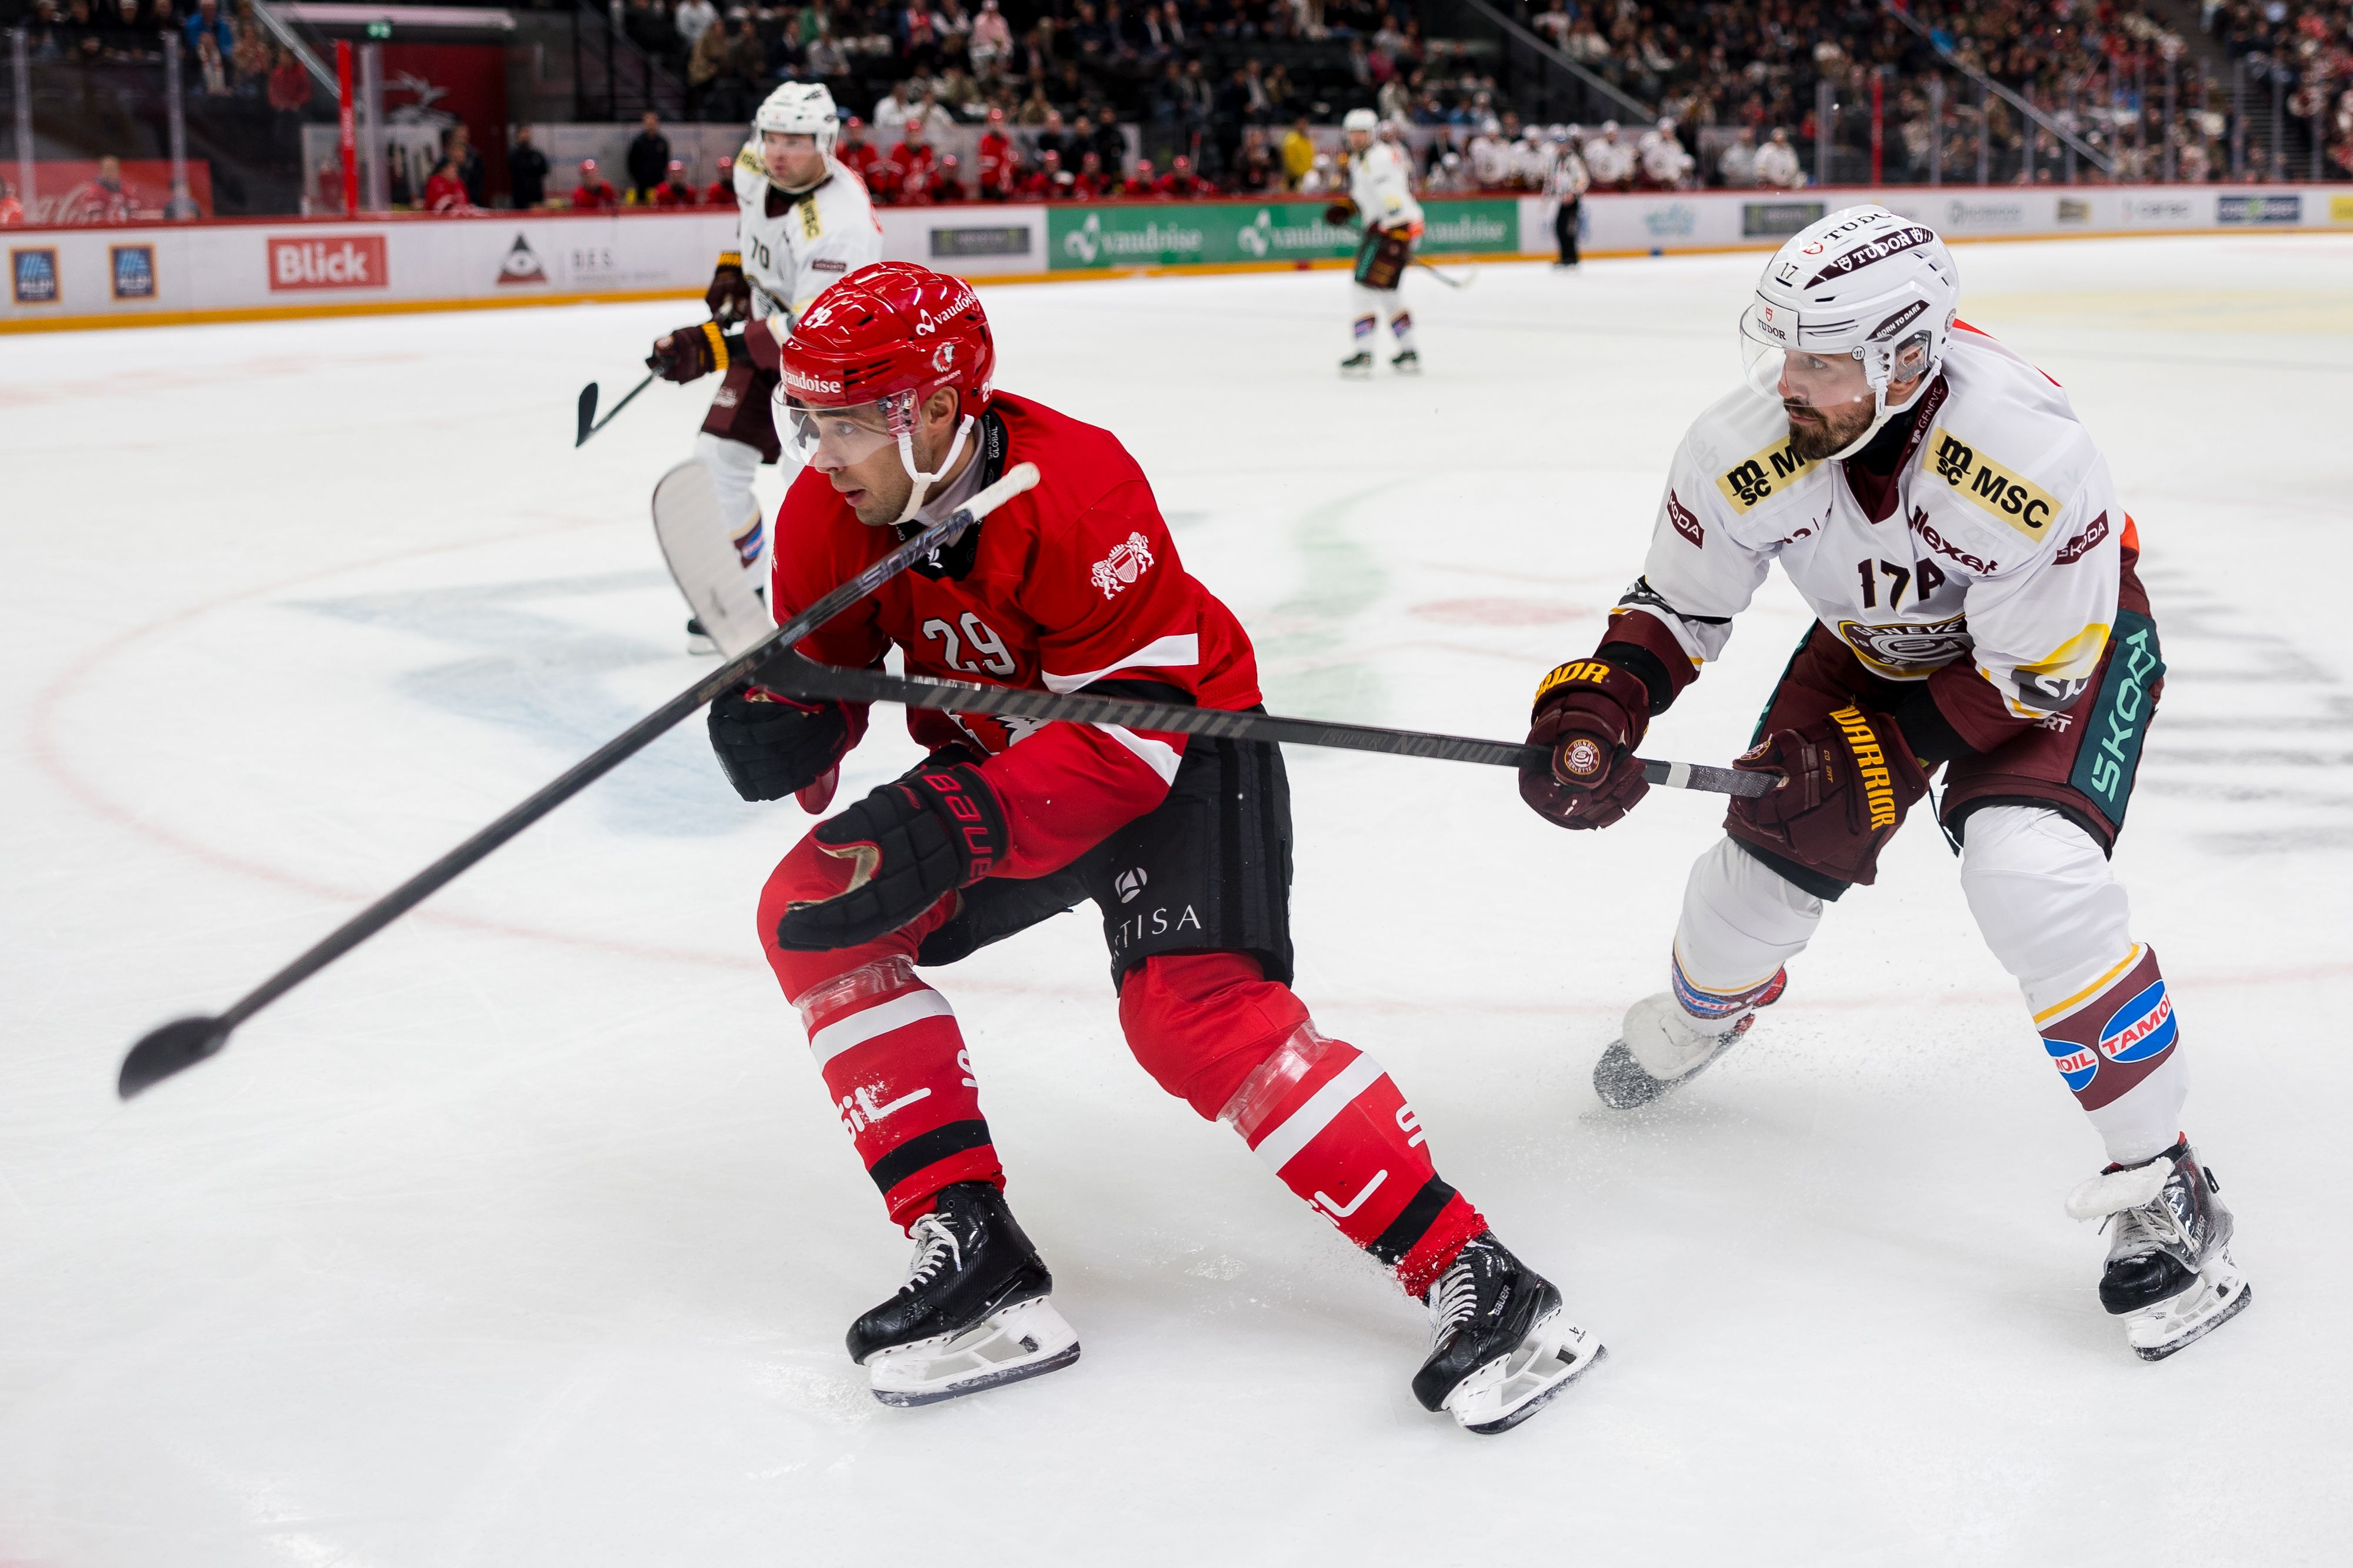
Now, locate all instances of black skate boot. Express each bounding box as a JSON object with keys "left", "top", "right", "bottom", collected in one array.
[
  {"left": 1411, "top": 1232, "right": 1602, "bottom": 1434},
  {"left": 847, "top": 1181, "right": 1081, "bottom": 1406},
  {"left": 1592, "top": 970, "right": 1787, "bottom": 1110},
  {"left": 685, "top": 615, "right": 717, "bottom": 656},
  {"left": 2068, "top": 1140, "right": 2251, "bottom": 1361},
  {"left": 1339, "top": 349, "right": 1374, "bottom": 377},
  {"left": 1389, "top": 348, "right": 1421, "bottom": 374}
]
